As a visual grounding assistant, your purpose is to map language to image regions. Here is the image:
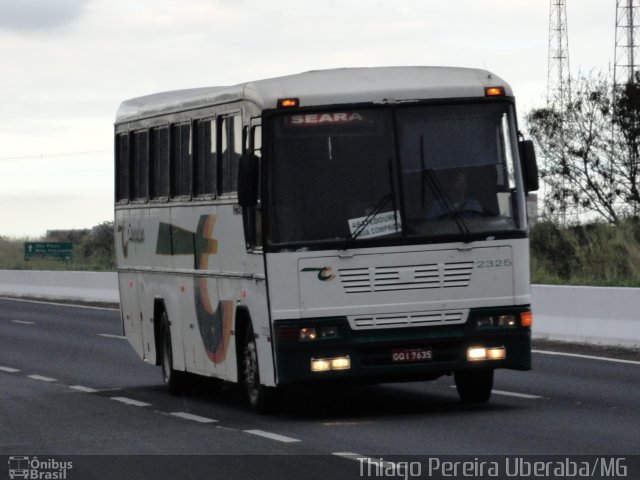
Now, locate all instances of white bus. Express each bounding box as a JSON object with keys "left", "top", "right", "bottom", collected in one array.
[{"left": 114, "top": 67, "right": 538, "bottom": 412}]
